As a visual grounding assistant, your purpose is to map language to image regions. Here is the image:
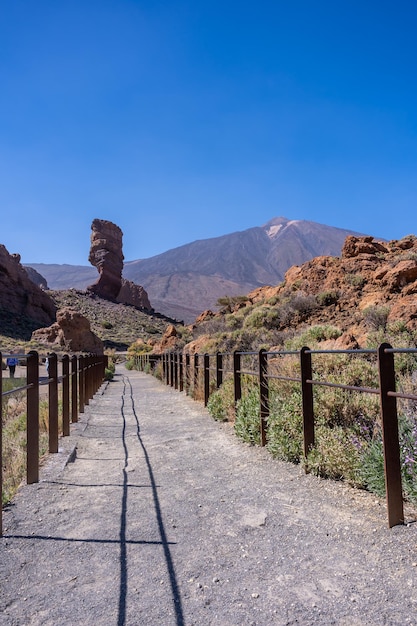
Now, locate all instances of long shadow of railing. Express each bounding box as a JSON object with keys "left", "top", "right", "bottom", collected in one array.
[{"left": 119, "top": 375, "right": 184, "bottom": 626}]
